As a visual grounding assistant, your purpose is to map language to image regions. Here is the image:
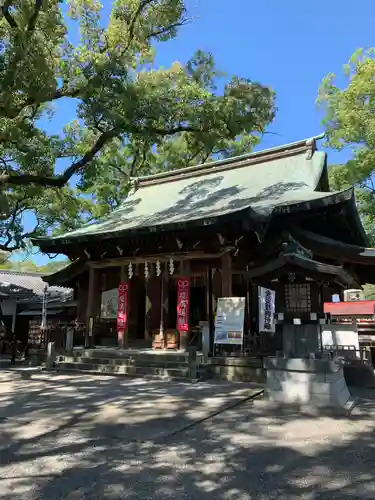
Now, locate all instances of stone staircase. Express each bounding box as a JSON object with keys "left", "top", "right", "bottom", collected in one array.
[{"left": 53, "top": 348, "right": 206, "bottom": 381}]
